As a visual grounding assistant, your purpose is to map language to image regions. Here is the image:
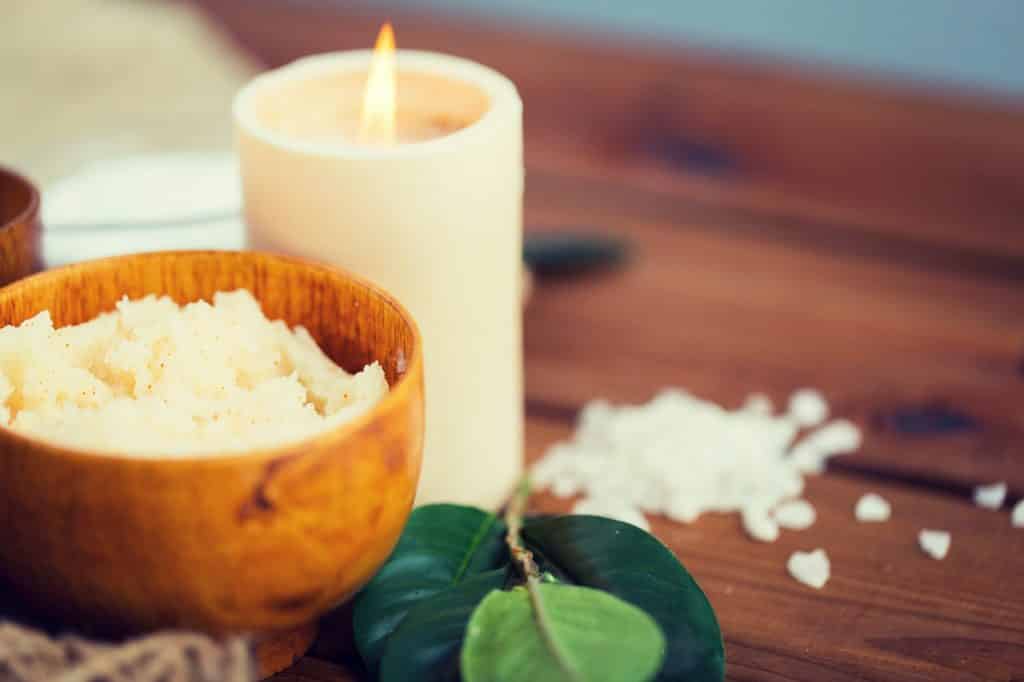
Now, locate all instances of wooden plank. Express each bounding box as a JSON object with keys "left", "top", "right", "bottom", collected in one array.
[
  {"left": 194, "top": 0, "right": 1024, "bottom": 259},
  {"left": 524, "top": 417, "right": 1024, "bottom": 682},
  {"left": 523, "top": 167, "right": 1024, "bottom": 285}
]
